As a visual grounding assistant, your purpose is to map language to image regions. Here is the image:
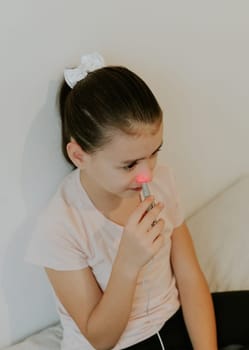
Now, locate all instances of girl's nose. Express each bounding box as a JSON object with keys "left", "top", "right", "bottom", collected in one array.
[{"left": 135, "top": 163, "right": 153, "bottom": 184}]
